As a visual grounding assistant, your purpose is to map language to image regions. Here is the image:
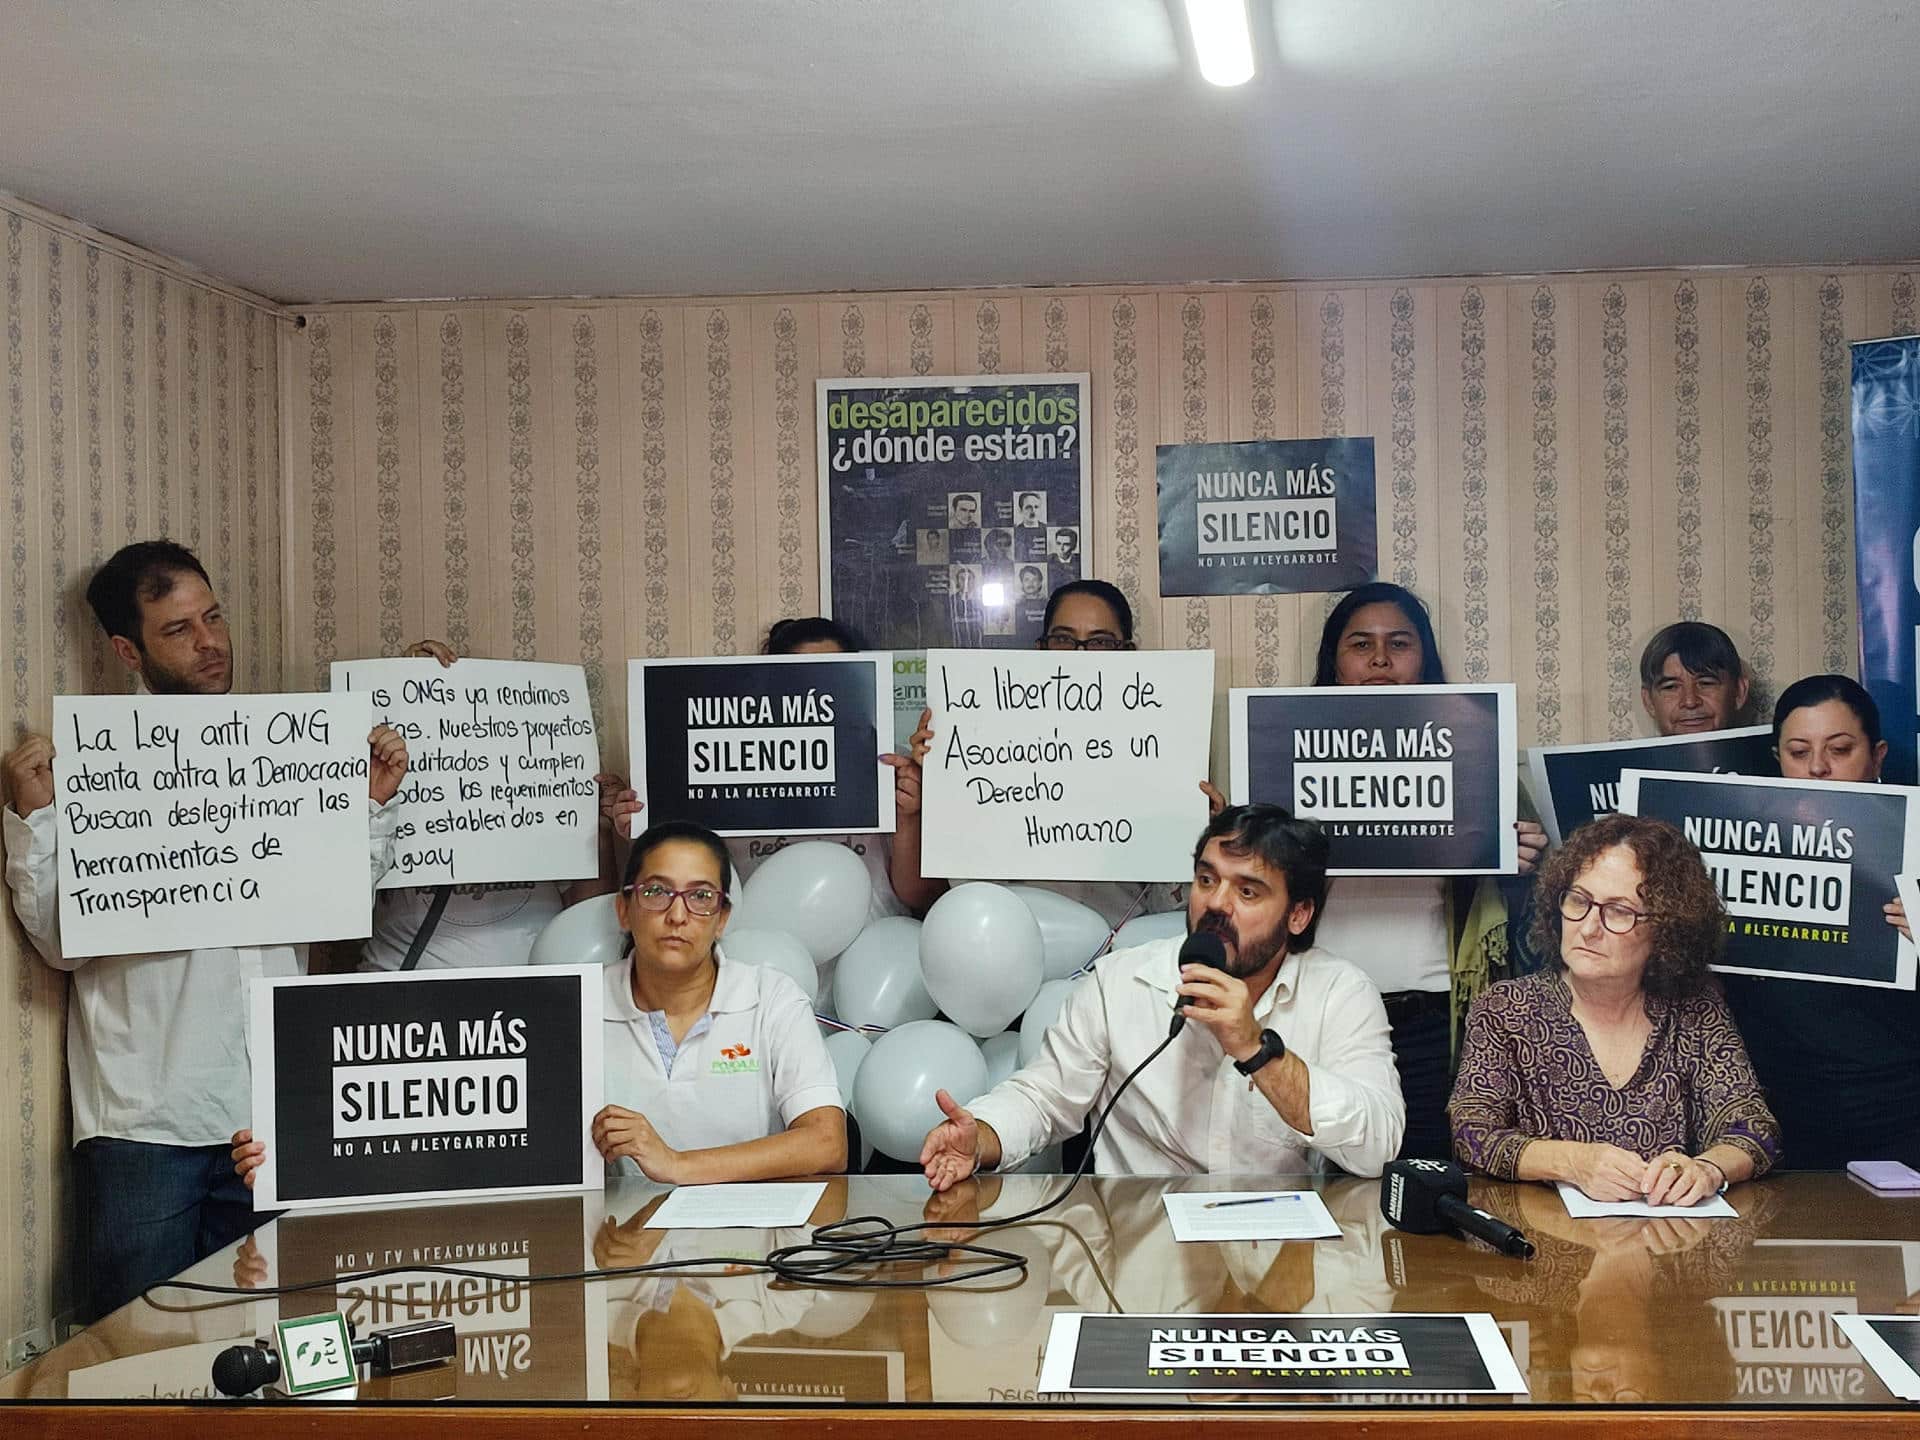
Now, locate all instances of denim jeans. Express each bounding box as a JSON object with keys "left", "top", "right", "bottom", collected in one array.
[{"left": 74, "top": 1137, "right": 264, "bottom": 1322}]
